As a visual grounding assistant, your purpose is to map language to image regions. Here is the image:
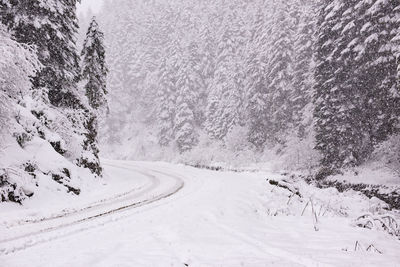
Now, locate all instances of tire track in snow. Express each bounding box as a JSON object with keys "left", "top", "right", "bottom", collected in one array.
[
  {"left": 4, "top": 170, "right": 149, "bottom": 228},
  {"left": 0, "top": 163, "right": 184, "bottom": 256}
]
